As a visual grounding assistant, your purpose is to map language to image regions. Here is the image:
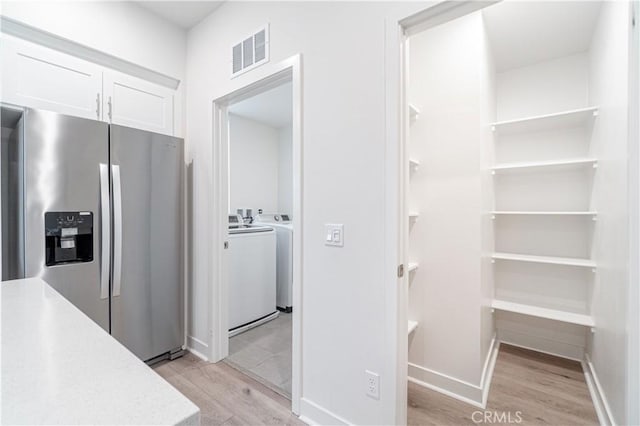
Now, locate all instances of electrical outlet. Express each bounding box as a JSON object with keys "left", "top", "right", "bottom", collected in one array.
[{"left": 365, "top": 370, "right": 379, "bottom": 399}]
